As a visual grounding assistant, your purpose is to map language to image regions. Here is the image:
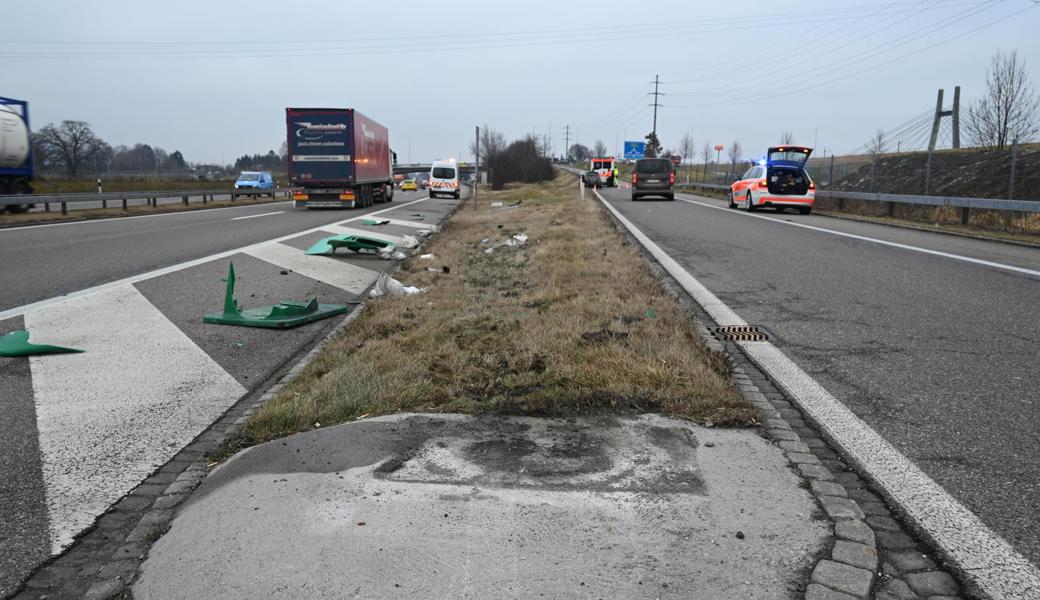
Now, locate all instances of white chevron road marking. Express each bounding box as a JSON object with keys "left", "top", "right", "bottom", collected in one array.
[{"left": 26, "top": 284, "right": 247, "bottom": 553}]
